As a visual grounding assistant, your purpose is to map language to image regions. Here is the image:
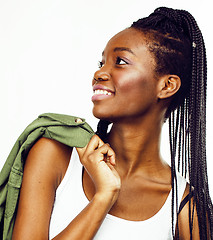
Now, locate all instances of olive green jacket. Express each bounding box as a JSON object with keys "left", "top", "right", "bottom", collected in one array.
[{"left": 0, "top": 113, "right": 95, "bottom": 240}]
